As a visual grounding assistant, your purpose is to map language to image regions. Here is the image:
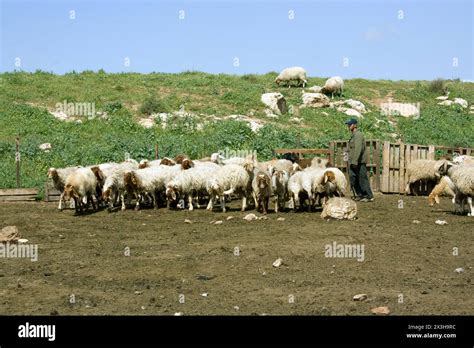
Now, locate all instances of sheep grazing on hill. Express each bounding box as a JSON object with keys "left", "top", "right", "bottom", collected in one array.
[
  {"left": 271, "top": 169, "right": 289, "bottom": 213},
  {"left": 436, "top": 161, "right": 474, "bottom": 216},
  {"left": 252, "top": 171, "right": 272, "bottom": 214},
  {"left": 63, "top": 167, "right": 103, "bottom": 214},
  {"left": 206, "top": 161, "right": 255, "bottom": 213},
  {"left": 47, "top": 166, "right": 82, "bottom": 210},
  {"left": 405, "top": 159, "right": 443, "bottom": 195},
  {"left": 321, "top": 76, "right": 344, "bottom": 98},
  {"left": 275, "top": 67, "right": 308, "bottom": 88}
]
